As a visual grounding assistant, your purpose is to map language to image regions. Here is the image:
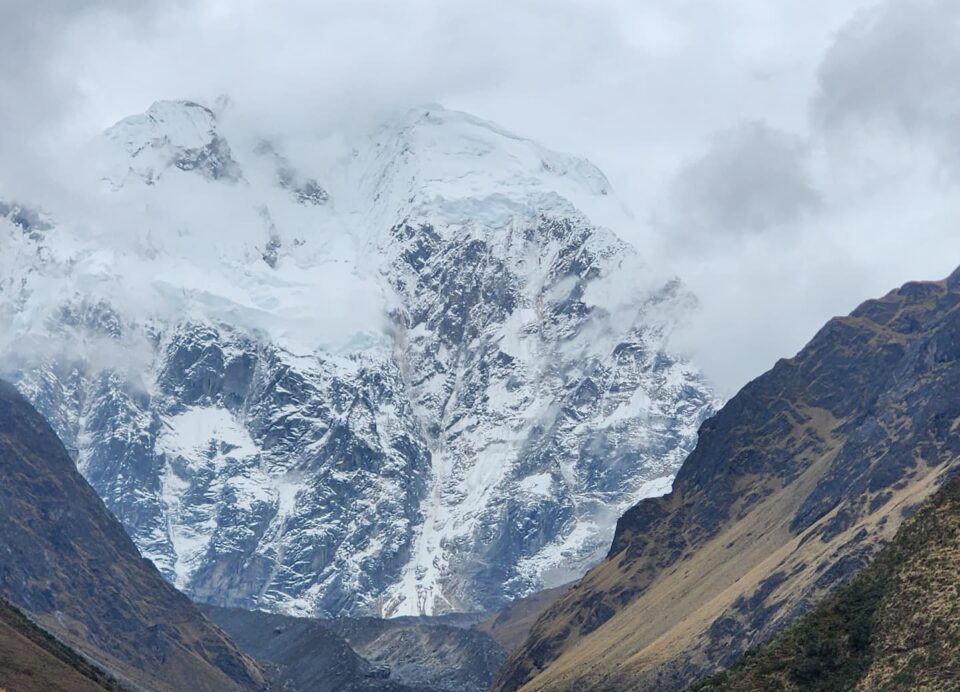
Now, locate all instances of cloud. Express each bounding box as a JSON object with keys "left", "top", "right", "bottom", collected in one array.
[
  {"left": 3, "top": 0, "right": 960, "bottom": 399},
  {"left": 663, "top": 121, "right": 820, "bottom": 244},
  {"left": 650, "top": 0, "right": 960, "bottom": 394},
  {"left": 0, "top": 1, "right": 169, "bottom": 201},
  {"left": 3, "top": 1, "right": 625, "bottom": 144},
  {"left": 813, "top": 0, "right": 960, "bottom": 142}
]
